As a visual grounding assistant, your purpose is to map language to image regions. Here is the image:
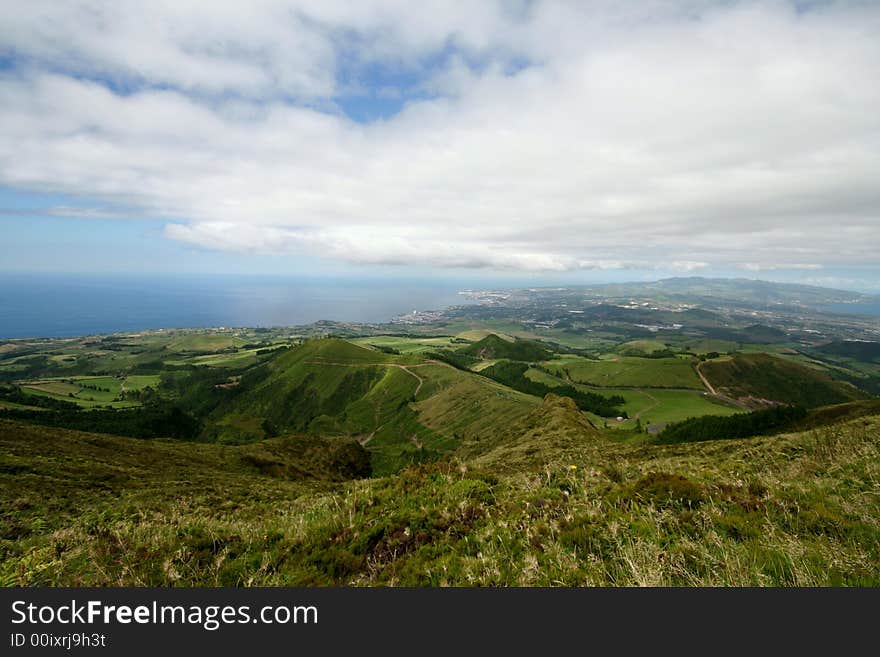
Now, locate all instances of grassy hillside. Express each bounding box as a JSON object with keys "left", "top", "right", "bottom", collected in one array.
[
  {"left": 3, "top": 410, "right": 878, "bottom": 586},
  {"left": 542, "top": 354, "right": 703, "bottom": 389},
  {"left": 205, "top": 338, "right": 542, "bottom": 474},
  {"left": 461, "top": 393, "right": 600, "bottom": 471},
  {"left": 700, "top": 353, "right": 869, "bottom": 407},
  {"left": 459, "top": 334, "right": 553, "bottom": 361},
  {"left": 817, "top": 341, "right": 880, "bottom": 363}
]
